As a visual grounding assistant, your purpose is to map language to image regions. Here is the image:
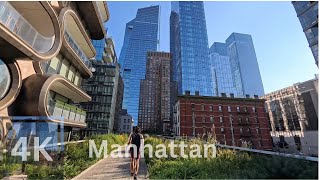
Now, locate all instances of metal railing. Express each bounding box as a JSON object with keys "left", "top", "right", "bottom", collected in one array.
[
  {"left": 160, "top": 135, "right": 318, "bottom": 162},
  {"left": 0, "top": 1, "right": 54, "bottom": 53},
  {"left": 47, "top": 99, "right": 86, "bottom": 123},
  {"left": 217, "top": 144, "right": 318, "bottom": 162},
  {"left": 64, "top": 31, "right": 92, "bottom": 69}
]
